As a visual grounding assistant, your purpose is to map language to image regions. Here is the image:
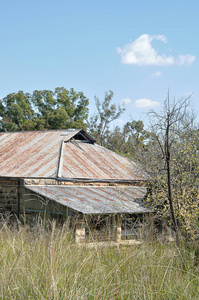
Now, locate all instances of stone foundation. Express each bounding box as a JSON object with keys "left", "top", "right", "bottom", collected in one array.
[{"left": 0, "top": 179, "right": 19, "bottom": 215}]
